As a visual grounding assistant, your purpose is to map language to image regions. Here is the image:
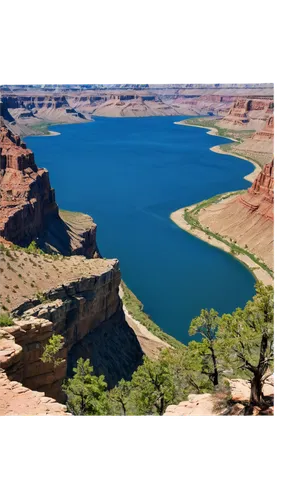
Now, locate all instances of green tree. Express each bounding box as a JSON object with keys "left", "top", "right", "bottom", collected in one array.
[
  {"left": 62, "top": 358, "right": 108, "bottom": 415},
  {"left": 189, "top": 308, "right": 220, "bottom": 386},
  {"left": 130, "top": 353, "right": 177, "bottom": 415},
  {"left": 107, "top": 379, "right": 132, "bottom": 415},
  {"left": 160, "top": 347, "right": 211, "bottom": 397},
  {"left": 217, "top": 282, "right": 274, "bottom": 406},
  {"left": 40, "top": 334, "right": 64, "bottom": 368},
  {"left": 184, "top": 342, "right": 216, "bottom": 392}
]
